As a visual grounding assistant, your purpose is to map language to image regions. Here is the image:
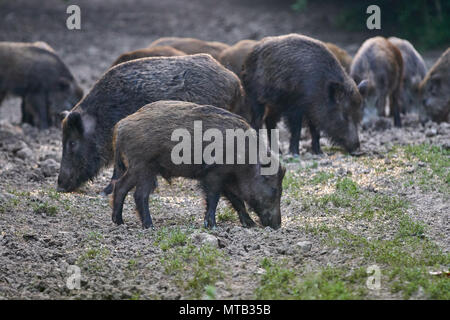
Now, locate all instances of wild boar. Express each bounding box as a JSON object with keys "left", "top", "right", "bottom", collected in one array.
[
  {"left": 218, "top": 39, "right": 257, "bottom": 78},
  {"left": 242, "top": 34, "right": 366, "bottom": 155},
  {"left": 110, "top": 46, "right": 185, "bottom": 67},
  {"left": 419, "top": 48, "right": 449, "bottom": 123},
  {"left": 111, "top": 100, "right": 285, "bottom": 229},
  {"left": 0, "top": 42, "right": 83, "bottom": 129},
  {"left": 148, "top": 37, "right": 229, "bottom": 60},
  {"left": 388, "top": 37, "right": 427, "bottom": 114},
  {"left": 57, "top": 54, "right": 245, "bottom": 194},
  {"left": 325, "top": 42, "right": 353, "bottom": 74},
  {"left": 350, "top": 36, "right": 403, "bottom": 127}
]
